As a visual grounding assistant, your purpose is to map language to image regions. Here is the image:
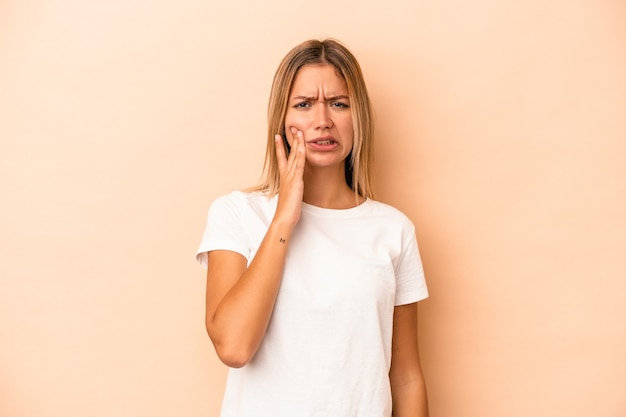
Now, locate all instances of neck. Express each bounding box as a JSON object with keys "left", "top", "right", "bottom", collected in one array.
[{"left": 302, "top": 165, "right": 363, "bottom": 209}]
